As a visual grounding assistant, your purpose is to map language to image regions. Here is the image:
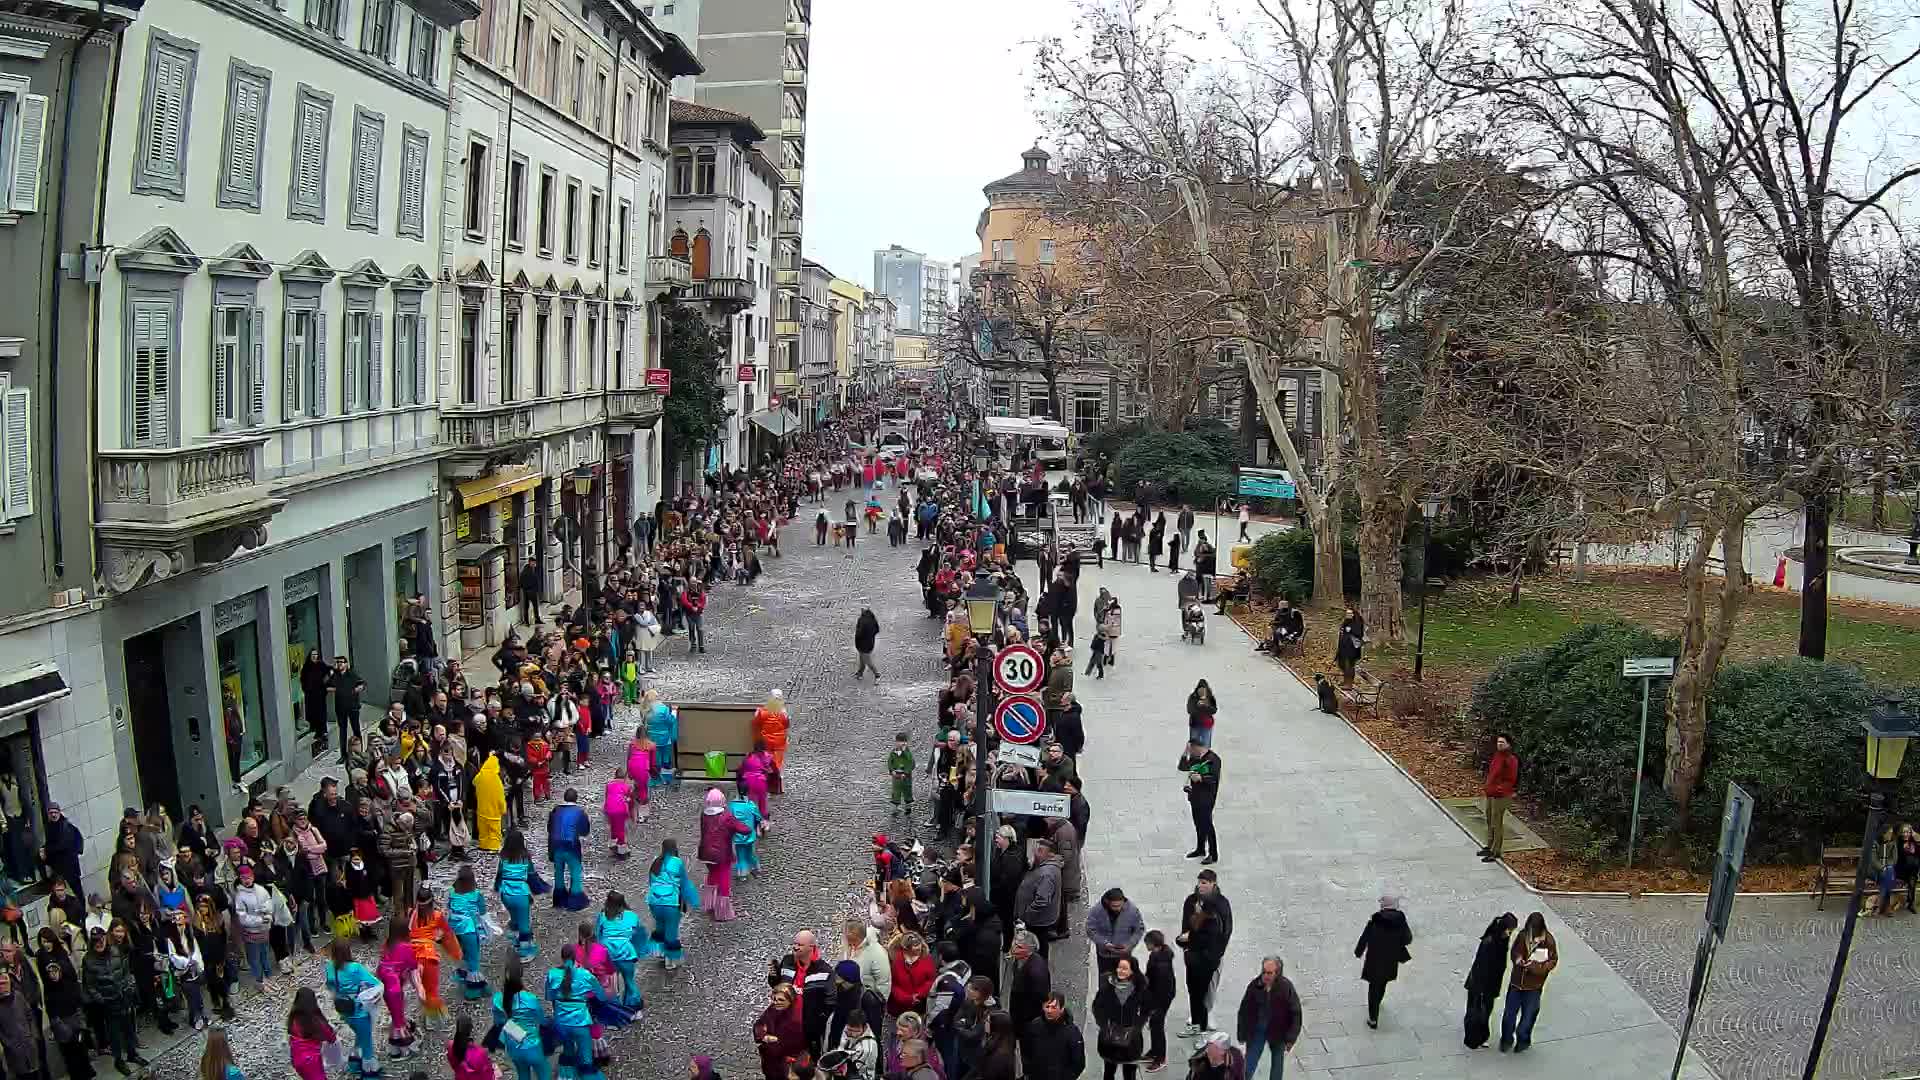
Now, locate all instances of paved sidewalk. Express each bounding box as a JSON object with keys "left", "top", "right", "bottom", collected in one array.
[
  {"left": 1068, "top": 556, "right": 1716, "bottom": 1079},
  {"left": 1549, "top": 894, "right": 1920, "bottom": 1080}
]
